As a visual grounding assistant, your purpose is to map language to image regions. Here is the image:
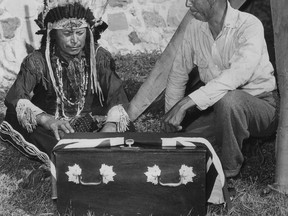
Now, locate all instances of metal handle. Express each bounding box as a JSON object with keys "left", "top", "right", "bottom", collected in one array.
[
  {"left": 78, "top": 175, "right": 102, "bottom": 186},
  {"left": 145, "top": 164, "right": 196, "bottom": 187},
  {"left": 159, "top": 179, "right": 182, "bottom": 187},
  {"left": 66, "top": 164, "right": 116, "bottom": 185}
]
